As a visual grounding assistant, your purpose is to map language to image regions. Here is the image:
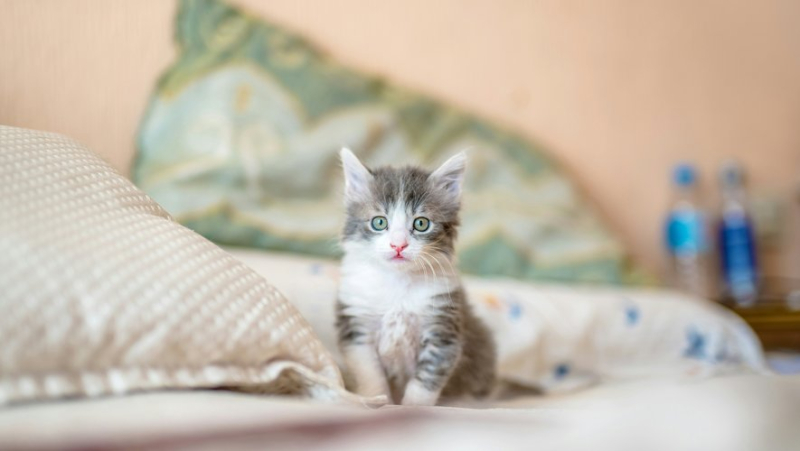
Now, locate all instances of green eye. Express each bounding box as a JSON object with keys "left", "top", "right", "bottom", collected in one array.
[
  {"left": 371, "top": 216, "right": 388, "bottom": 231},
  {"left": 413, "top": 217, "right": 430, "bottom": 232}
]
